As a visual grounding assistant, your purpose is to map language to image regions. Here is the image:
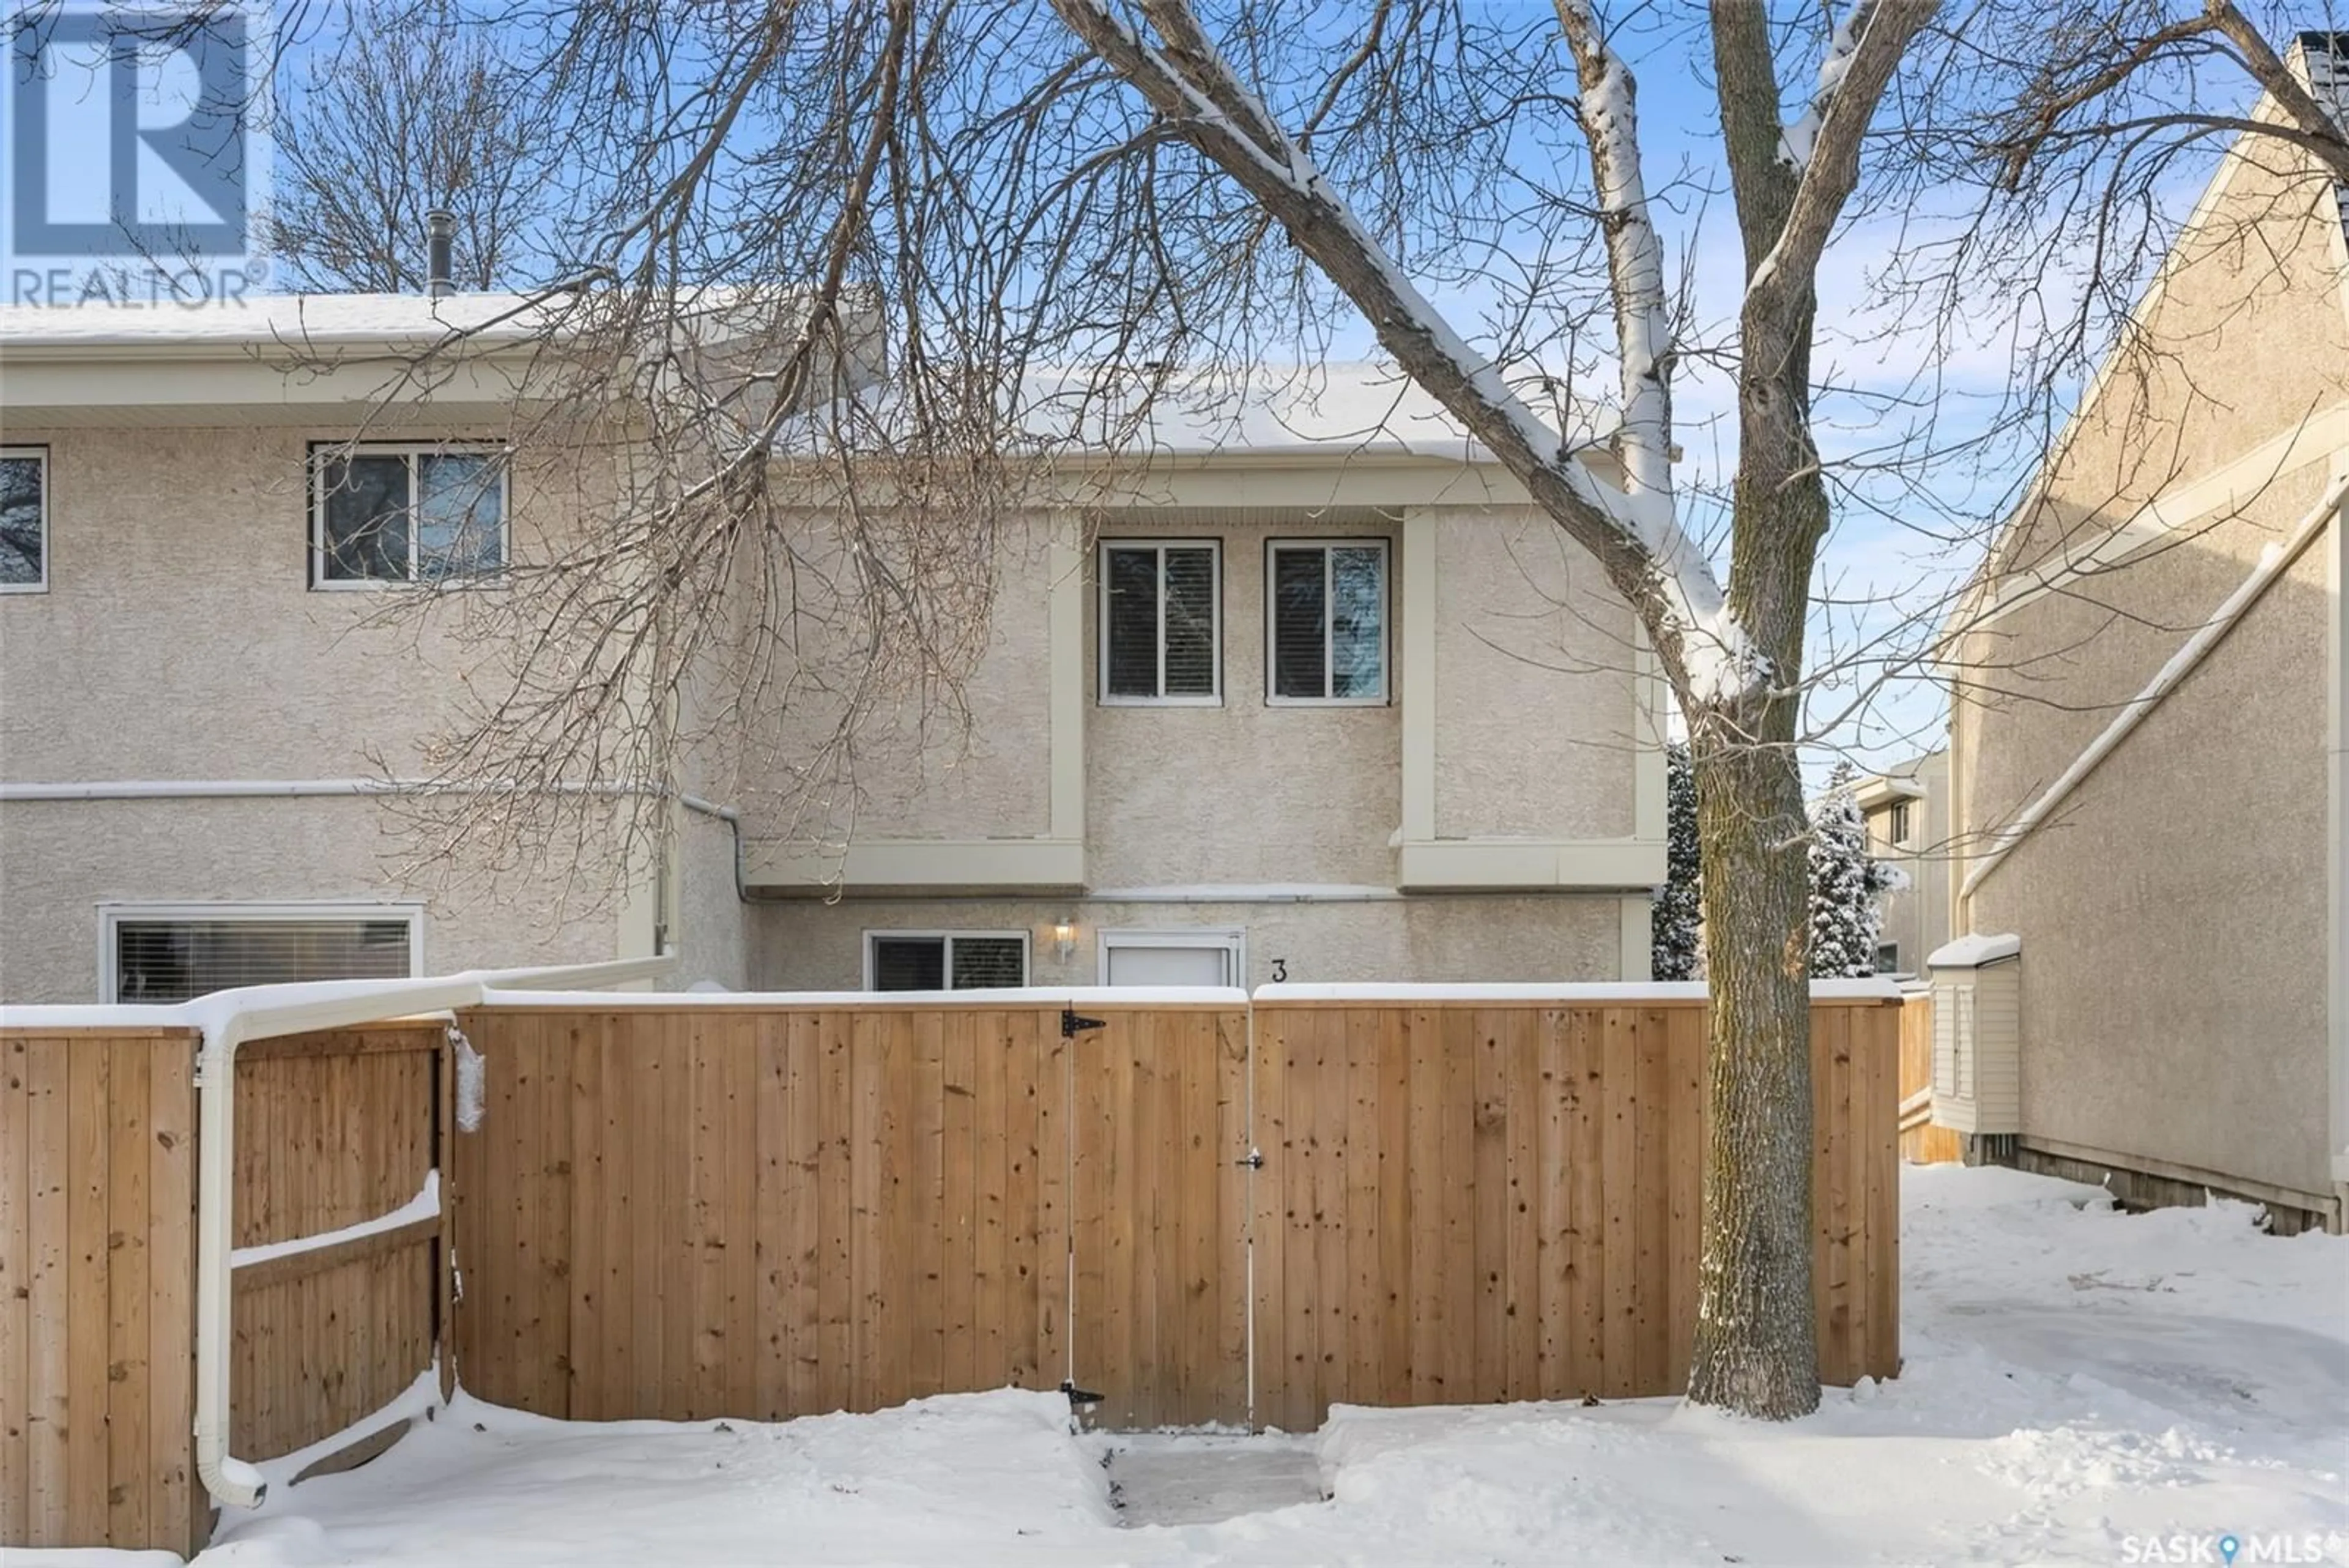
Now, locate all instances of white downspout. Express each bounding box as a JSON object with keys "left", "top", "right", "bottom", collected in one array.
[{"left": 179, "top": 955, "right": 675, "bottom": 1514}]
